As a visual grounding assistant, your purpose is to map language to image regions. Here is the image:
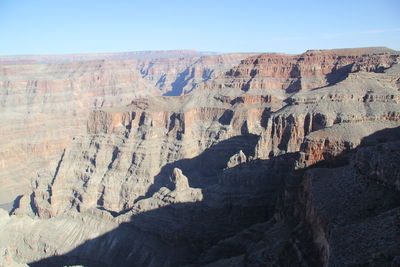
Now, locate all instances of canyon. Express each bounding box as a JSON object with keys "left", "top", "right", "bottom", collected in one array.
[
  {"left": 0, "top": 51, "right": 250, "bottom": 206},
  {"left": 0, "top": 47, "right": 399, "bottom": 266}
]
